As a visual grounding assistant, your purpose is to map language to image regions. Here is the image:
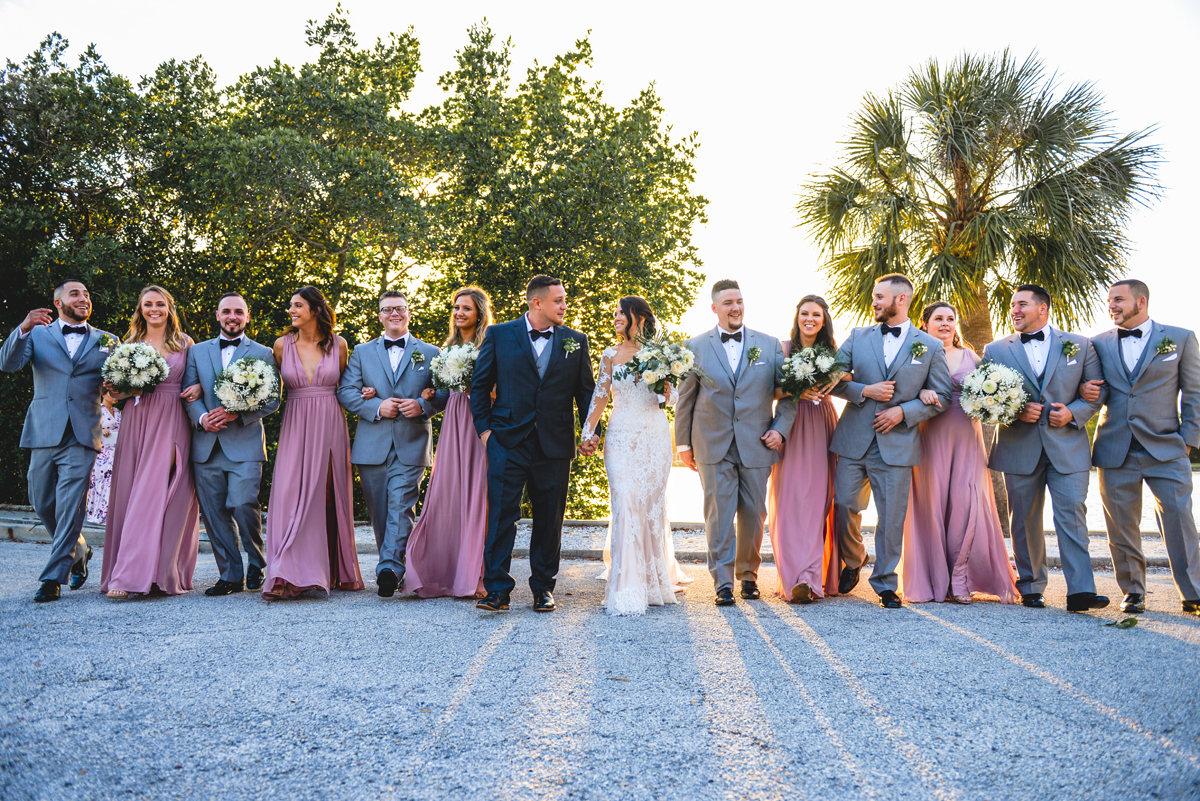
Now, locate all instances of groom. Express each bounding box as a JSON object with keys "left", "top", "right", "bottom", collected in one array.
[
  {"left": 675, "top": 279, "right": 797, "bottom": 606},
  {"left": 470, "top": 275, "right": 596, "bottom": 612}
]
